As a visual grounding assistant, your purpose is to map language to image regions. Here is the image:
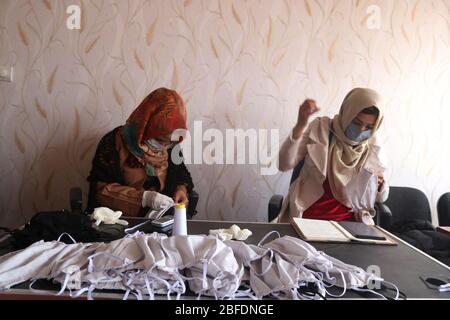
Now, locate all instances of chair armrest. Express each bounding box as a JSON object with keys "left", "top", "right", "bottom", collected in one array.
[
  {"left": 375, "top": 202, "right": 392, "bottom": 229},
  {"left": 70, "top": 187, "right": 83, "bottom": 214},
  {"left": 187, "top": 190, "right": 199, "bottom": 219},
  {"left": 268, "top": 195, "right": 284, "bottom": 222}
]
